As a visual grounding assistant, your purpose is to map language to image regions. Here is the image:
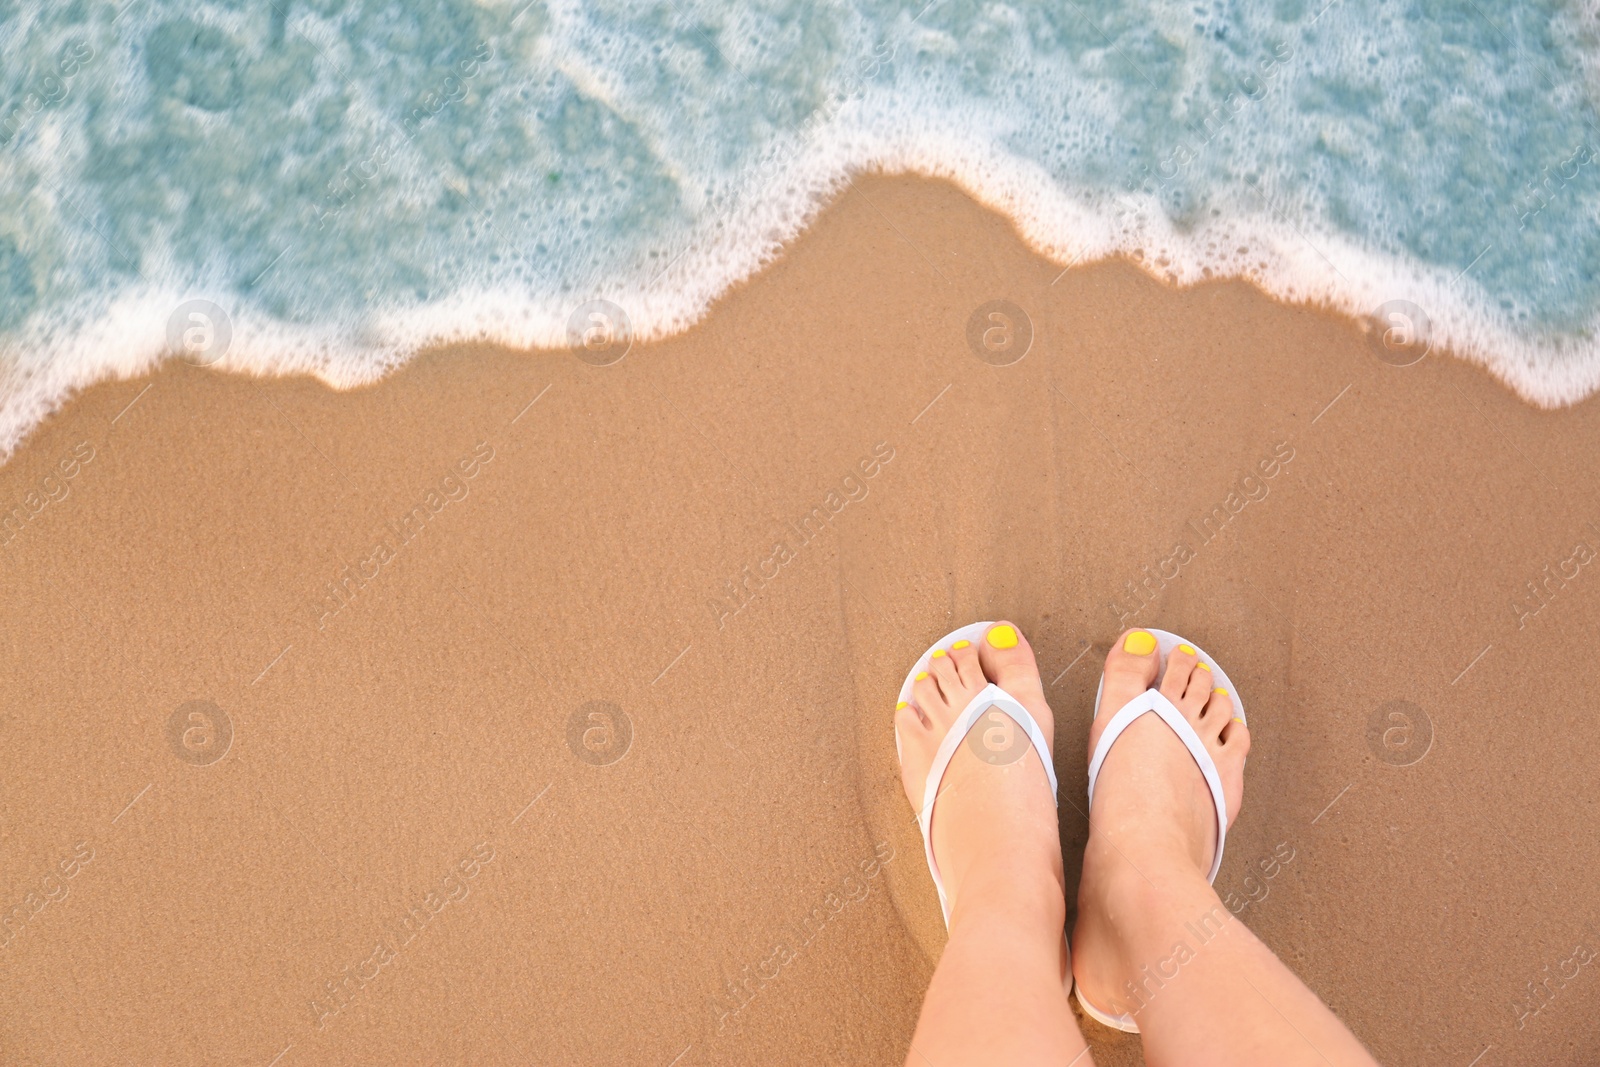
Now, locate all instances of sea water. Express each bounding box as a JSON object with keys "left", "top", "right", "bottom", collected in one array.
[{"left": 0, "top": 0, "right": 1597, "bottom": 455}]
